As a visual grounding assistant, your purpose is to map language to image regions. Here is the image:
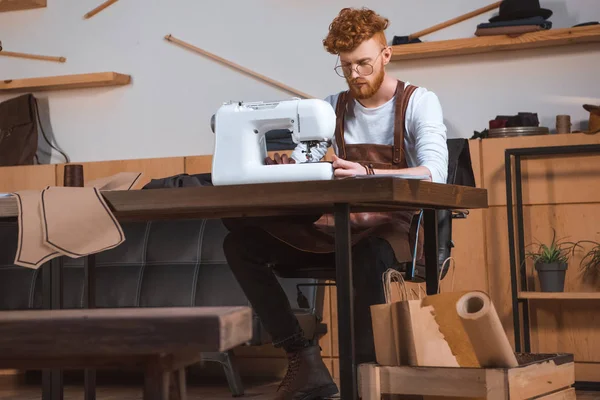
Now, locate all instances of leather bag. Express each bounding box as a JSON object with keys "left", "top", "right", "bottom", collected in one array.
[{"left": 0, "top": 94, "right": 38, "bottom": 167}]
